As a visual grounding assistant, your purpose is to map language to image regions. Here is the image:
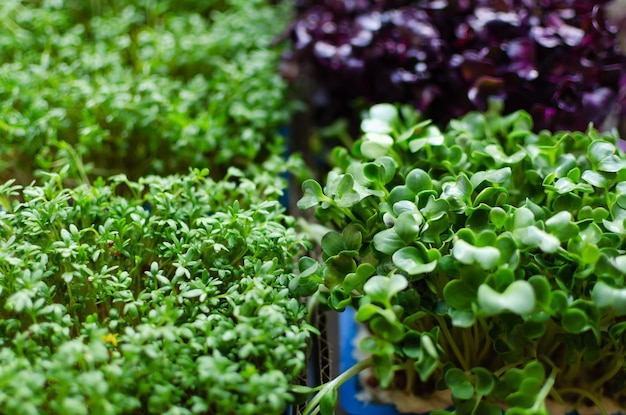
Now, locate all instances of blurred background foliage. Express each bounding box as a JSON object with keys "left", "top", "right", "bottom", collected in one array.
[{"left": 0, "top": 0, "right": 296, "bottom": 186}]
